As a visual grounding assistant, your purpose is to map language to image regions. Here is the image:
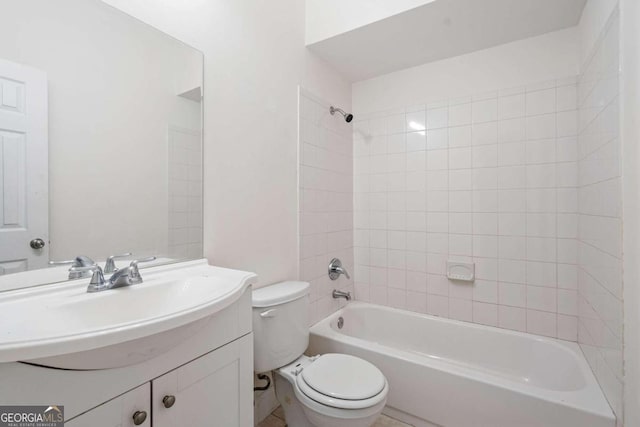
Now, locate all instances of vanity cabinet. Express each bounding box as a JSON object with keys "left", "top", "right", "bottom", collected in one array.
[
  {"left": 152, "top": 335, "right": 252, "bottom": 427},
  {"left": 64, "top": 334, "right": 252, "bottom": 426}
]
